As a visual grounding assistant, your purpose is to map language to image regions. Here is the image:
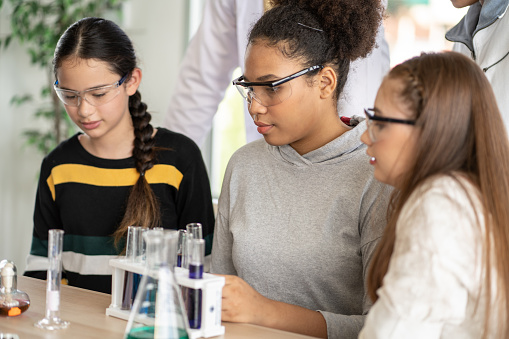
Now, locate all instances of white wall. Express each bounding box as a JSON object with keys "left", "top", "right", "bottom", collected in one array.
[{"left": 0, "top": 0, "right": 190, "bottom": 273}]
